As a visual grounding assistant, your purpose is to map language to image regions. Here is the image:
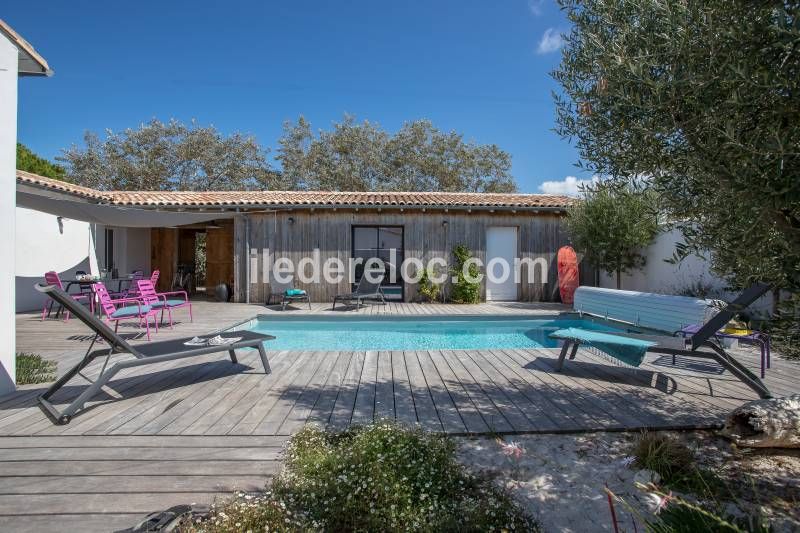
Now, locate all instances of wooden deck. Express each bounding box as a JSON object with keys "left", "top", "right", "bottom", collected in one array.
[{"left": 3, "top": 300, "right": 799, "bottom": 531}]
